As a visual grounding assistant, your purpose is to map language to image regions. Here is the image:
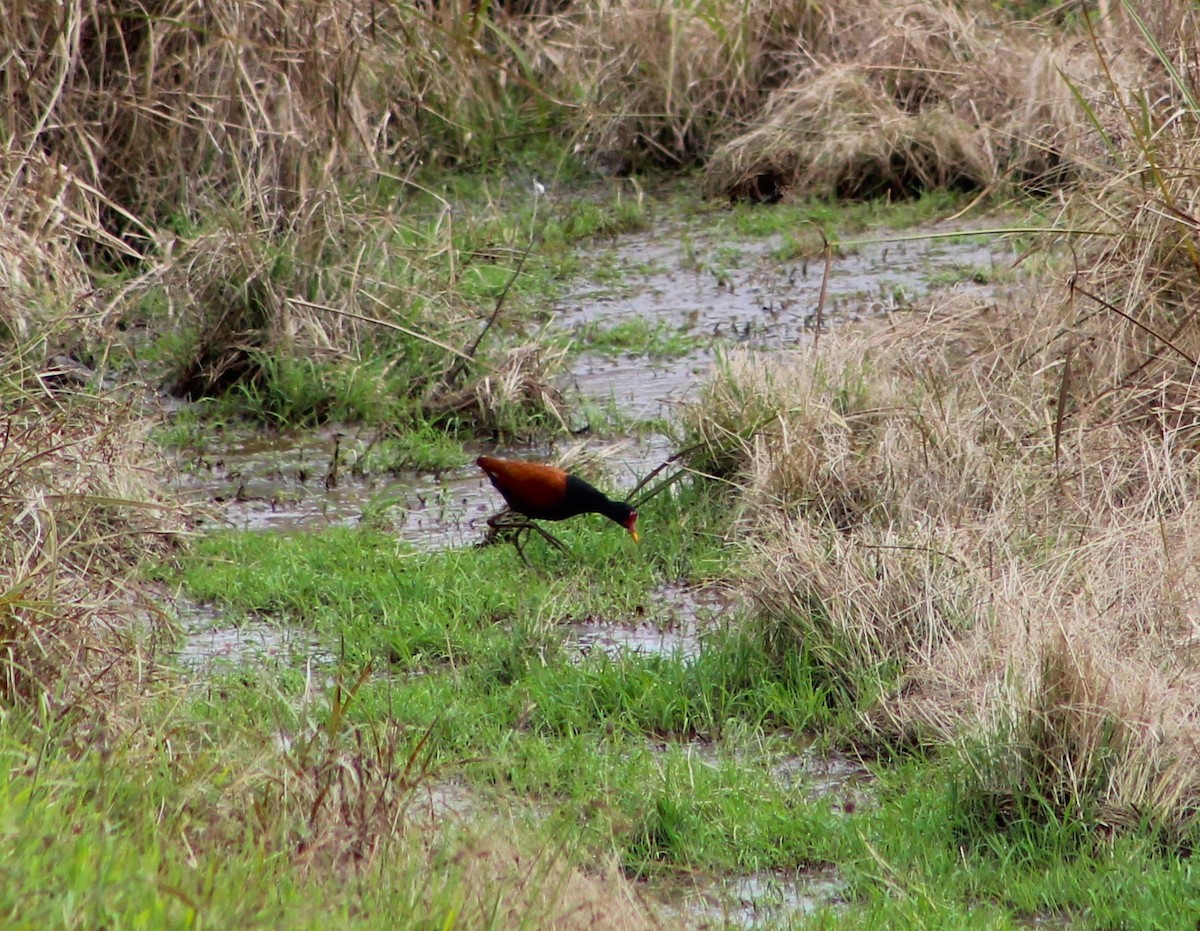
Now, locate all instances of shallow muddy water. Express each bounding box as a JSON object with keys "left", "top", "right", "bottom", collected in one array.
[
  {"left": 171, "top": 217, "right": 1013, "bottom": 544},
  {"left": 565, "top": 583, "right": 730, "bottom": 661},
  {"left": 176, "top": 601, "right": 332, "bottom": 675},
  {"left": 560, "top": 219, "right": 1010, "bottom": 424},
  {"left": 174, "top": 426, "right": 674, "bottom": 543},
  {"left": 664, "top": 866, "right": 845, "bottom": 929},
  {"left": 559, "top": 220, "right": 1003, "bottom": 338},
  {"left": 174, "top": 426, "right": 493, "bottom": 540},
  {"left": 169, "top": 209, "right": 1016, "bottom": 702}
]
